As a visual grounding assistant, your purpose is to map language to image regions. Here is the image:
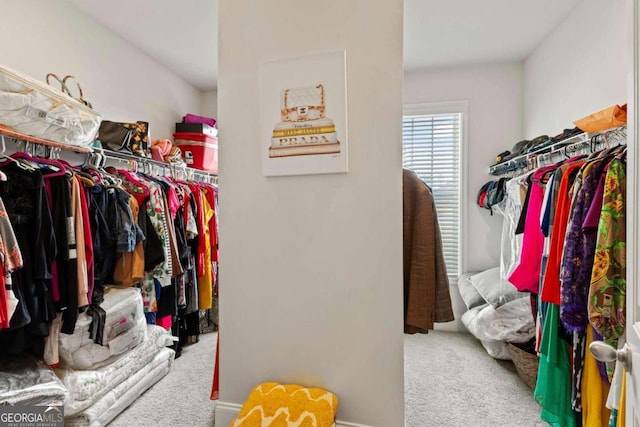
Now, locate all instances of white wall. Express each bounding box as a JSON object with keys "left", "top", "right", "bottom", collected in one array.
[
  {"left": 200, "top": 90, "right": 218, "bottom": 121},
  {"left": 0, "top": 0, "right": 202, "bottom": 140},
  {"left": 216, "top": 0, "right": 404, "bottom": 426},
  {"left": 524, "top": 0, "right": 628, "bottom": 138},
  {"left": 404, "top": 63, "right": 523, "bottom": 269}
]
